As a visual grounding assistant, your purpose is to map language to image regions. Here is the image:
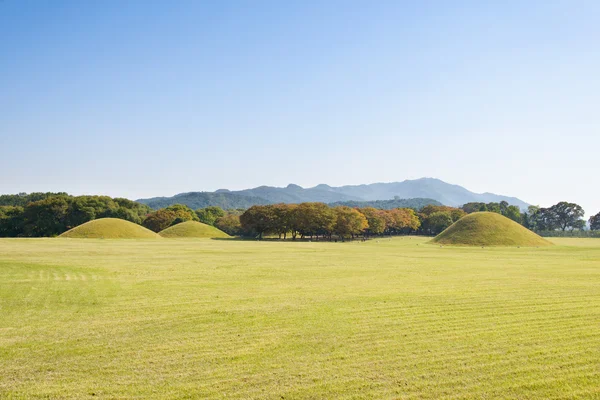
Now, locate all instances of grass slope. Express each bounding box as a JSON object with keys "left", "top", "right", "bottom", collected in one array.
[
  {"left": 158, "top": 221, "right": 230, "bottom": 238},
  {"left": 1, "top": 237, "right": 599, "bottom": 398},
  {"left": 432, "top": 212, "right": 552, "bottom": 247},
  {"left": 59, "top": 218, "right": 160, "bottom": 239}
]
